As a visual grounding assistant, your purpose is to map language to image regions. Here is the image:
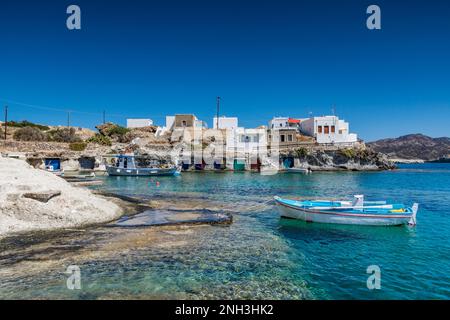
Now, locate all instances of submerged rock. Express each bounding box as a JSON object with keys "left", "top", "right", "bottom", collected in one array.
[{"left": 111, "top": 209, "right": 232, "bottom": 228}]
